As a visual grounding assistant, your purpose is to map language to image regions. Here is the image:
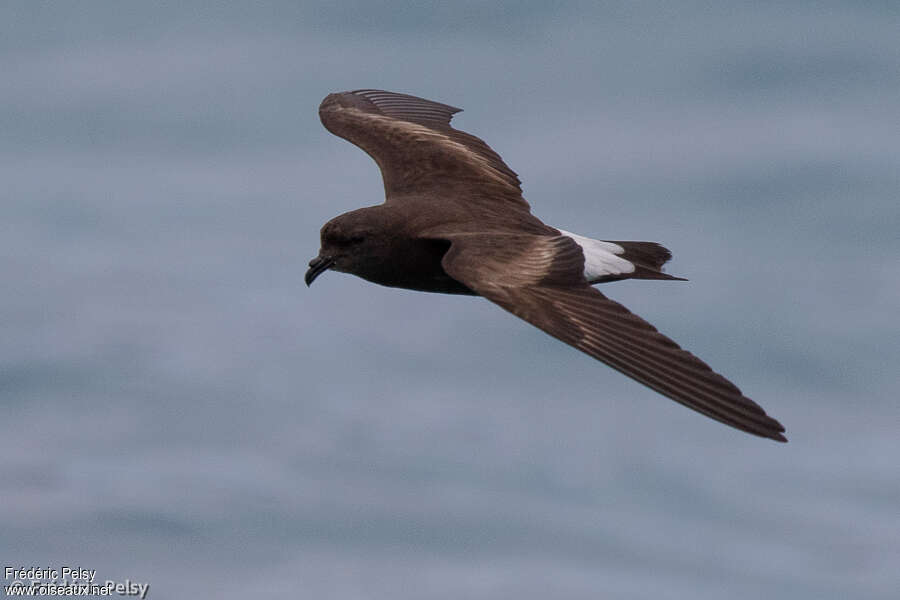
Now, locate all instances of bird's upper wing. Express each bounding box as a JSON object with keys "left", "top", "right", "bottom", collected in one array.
[
  {"left": 434, "top": 232, "right": 787, "bottom": 442},
  {"left": 319, "top": 89, "right": 528, "bottom": 212}
]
